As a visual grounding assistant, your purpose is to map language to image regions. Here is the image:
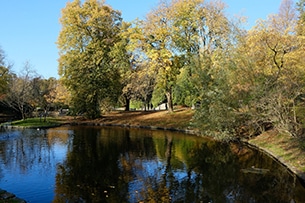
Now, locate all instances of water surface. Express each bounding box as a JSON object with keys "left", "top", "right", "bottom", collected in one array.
[{"left": 0, "top": 126, "right": 304, "bottom": 202}]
